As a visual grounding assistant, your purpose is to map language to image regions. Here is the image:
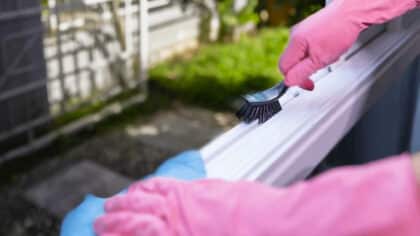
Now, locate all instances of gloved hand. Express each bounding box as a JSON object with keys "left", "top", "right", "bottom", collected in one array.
[
  {"left": 279, "top": 0, "right": 419, "bottom": 90},
  {"left": 60, "top": 150, "right": 206, "bottom": 236},
  {"left": 95, "top": 154, "right": 420, "bottom": 236},
  {"left": 412, "top": 152, "right": 420, "bottom": 186}
]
